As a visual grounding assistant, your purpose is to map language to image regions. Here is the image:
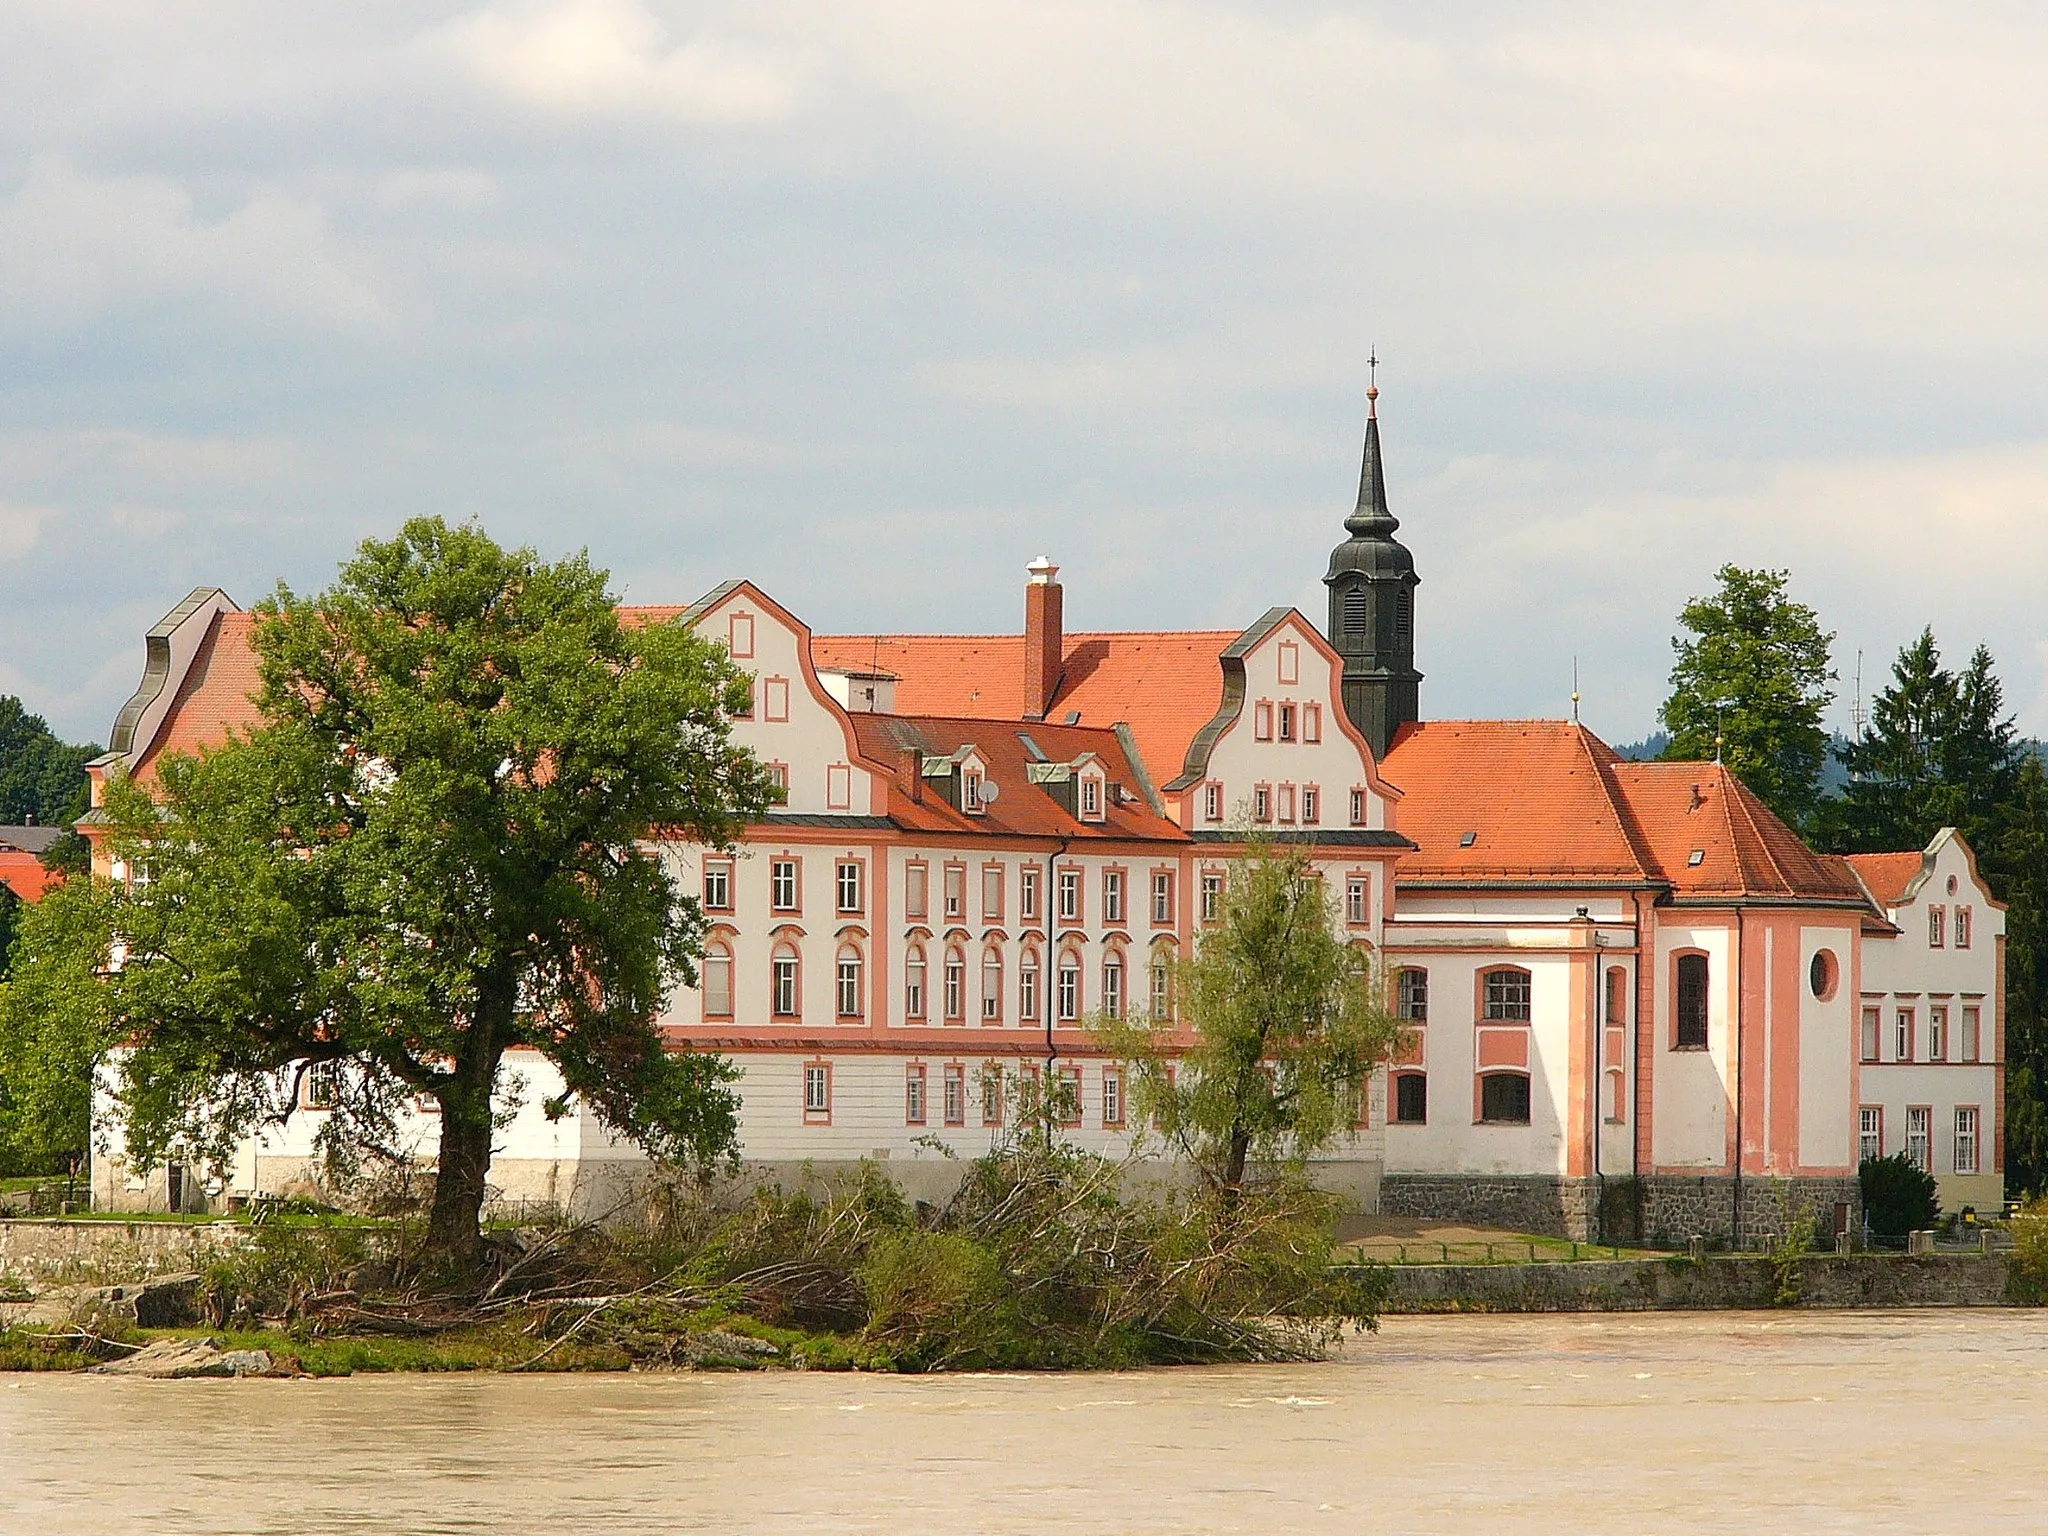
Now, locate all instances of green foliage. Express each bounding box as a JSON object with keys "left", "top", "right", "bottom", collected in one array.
[
  {"left": 196, "top": 1222, "right": 379, "bottom": 1329},
  {"left": 4, "top": 518, "right": 777, "bottom": 1268},
  {"left": 1659, "top": 565, "right": 1836, "bottom": 829},
  {"left": 0, "top": 695, "right": 98, "bottom": 830},
  {"left": 1095, "top": 836, "right": 1404, "bottom": 1192},
  {"left": 2007, "top": 1202, "right": 2048, "bottom": 1306},
  {"left": 0, "top": 884, "right": 16, "bottom": 983},
  {"left": 1860, "top": 1154, "right": 1939, "bottom": 1238},
  {"left": 1993, "top": 757, "right": 2048, "bottom": 1190},
  {"left": 0, "top": 879, "right": 114, "bottom": 1171}
]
